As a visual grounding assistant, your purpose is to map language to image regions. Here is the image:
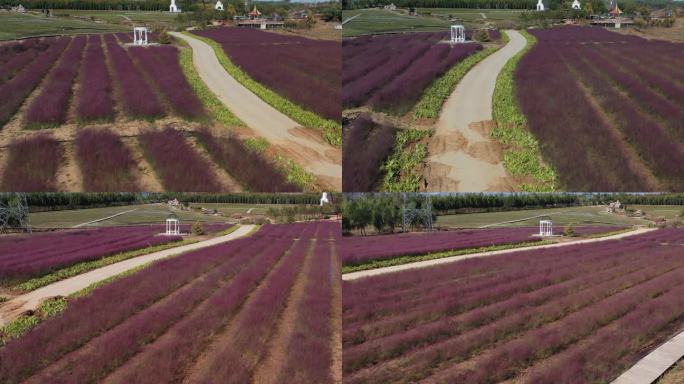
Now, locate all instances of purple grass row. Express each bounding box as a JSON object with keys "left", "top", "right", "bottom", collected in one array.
[
  {"left": 342, "top": 229, "right": 684, "bottom": 383},
  {"left": 342, "top": 114, "right": 396, "bottom": 192},
  {"left": 0, "top": 40, "right": 46, "bottom": 84},
  {"left": 129, "top": 45, "right": 206, "bottom": 120},
  {"left": 104, "top": 34, "right": 164, "bottom": 119},
  {"left": 343, "top": 32, "right": 481, "bottom": 113},
  {"left": 137, "top": 127, "right": 223, "bottom": 192},
  {"left": 0, "top": 222, "right": 339, "bottom": 383},
  {"left": 24, "top": 36, "right": 87, "bottom": 128},
  {"left": 74, "top": 128, "right": 140, "bottom": 192},
  {"left": 76, "top": 35, "right": 115, "bottom": 122},
  {"left": 0, "top": 37, "right": 69, "bottom": 127},
  {"left": 194, "top": 128, "right": 299, "bottom": 192},
  {"left": 0, "top": 134, "right": 62, "bottom": 192},
  {"left": 193, "top": 27, "right": 341, "bottom": 120},
  {"left": 341, "top": 226, "right": 541, "bottom": 265},
  {"left": 0, "top": 225, "right": 182, "bottom": 282}
]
